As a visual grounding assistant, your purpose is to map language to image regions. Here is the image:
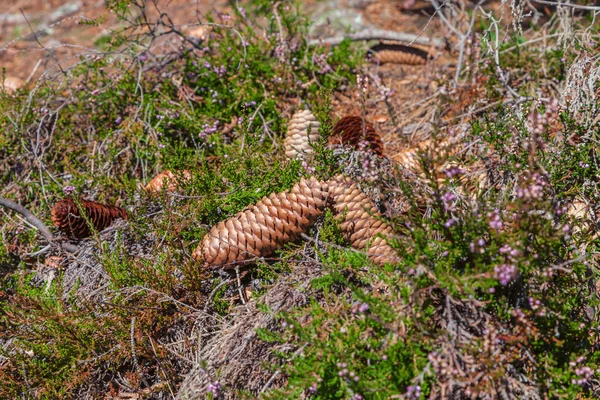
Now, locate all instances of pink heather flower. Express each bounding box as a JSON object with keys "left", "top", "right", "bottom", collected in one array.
[
  {"left": 516, "top": 173, "right": 546, "bottom": 200},
  {"left": 488, "top": 210, "right": 503, "bottom": 230},
  {"left": 441, "top": 192, "right": 457, "bottom": 211},
  {"left": 574, "top": 365, "right": 594, "bottom": 386},
  {"left": 275, "top": 43, "right": 287, "bottom": 62},
  {"left": 207, "top": 381, "right": 221, "bottom": 396},
  {"left": 378, "top": 86, "right": 394, "bottom": 99},
  {"left": 312, "top": 53, "right": 332, "bottom": 74},
  {"left": 528, "top": 297, "right": 541, "bottom": 310},
  {"left": 358, "top": 303, "right": 369, "bottom": 313},
  {"left": 199, "top": 121, "right": 219, "bottom": 138},
  {"left": 356, "top": 74, "right": 368, "bottom": 92},
  {"left": 115, "top": 116, "right": 122, "bottom": 124},
  {"left": 213, "top": 65, "right": 227, "bottom": 77},
  {"left": 494, "top": 263, "right": 518, "bottom": 285},
  {"left": 444, "top": 218, "right": 455, "bottom": 228},
  {"left": 361, "top": 158, "right": 371, "bottom": 170},
  {"left": 406, "top": 385, "right": 422, "bottom": 399},
  {"left": 444, "top": 165, "right": 464, "bottom": 178},
  {"left": 62, "top": 185, "right": 76, "bottom": 195}
]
